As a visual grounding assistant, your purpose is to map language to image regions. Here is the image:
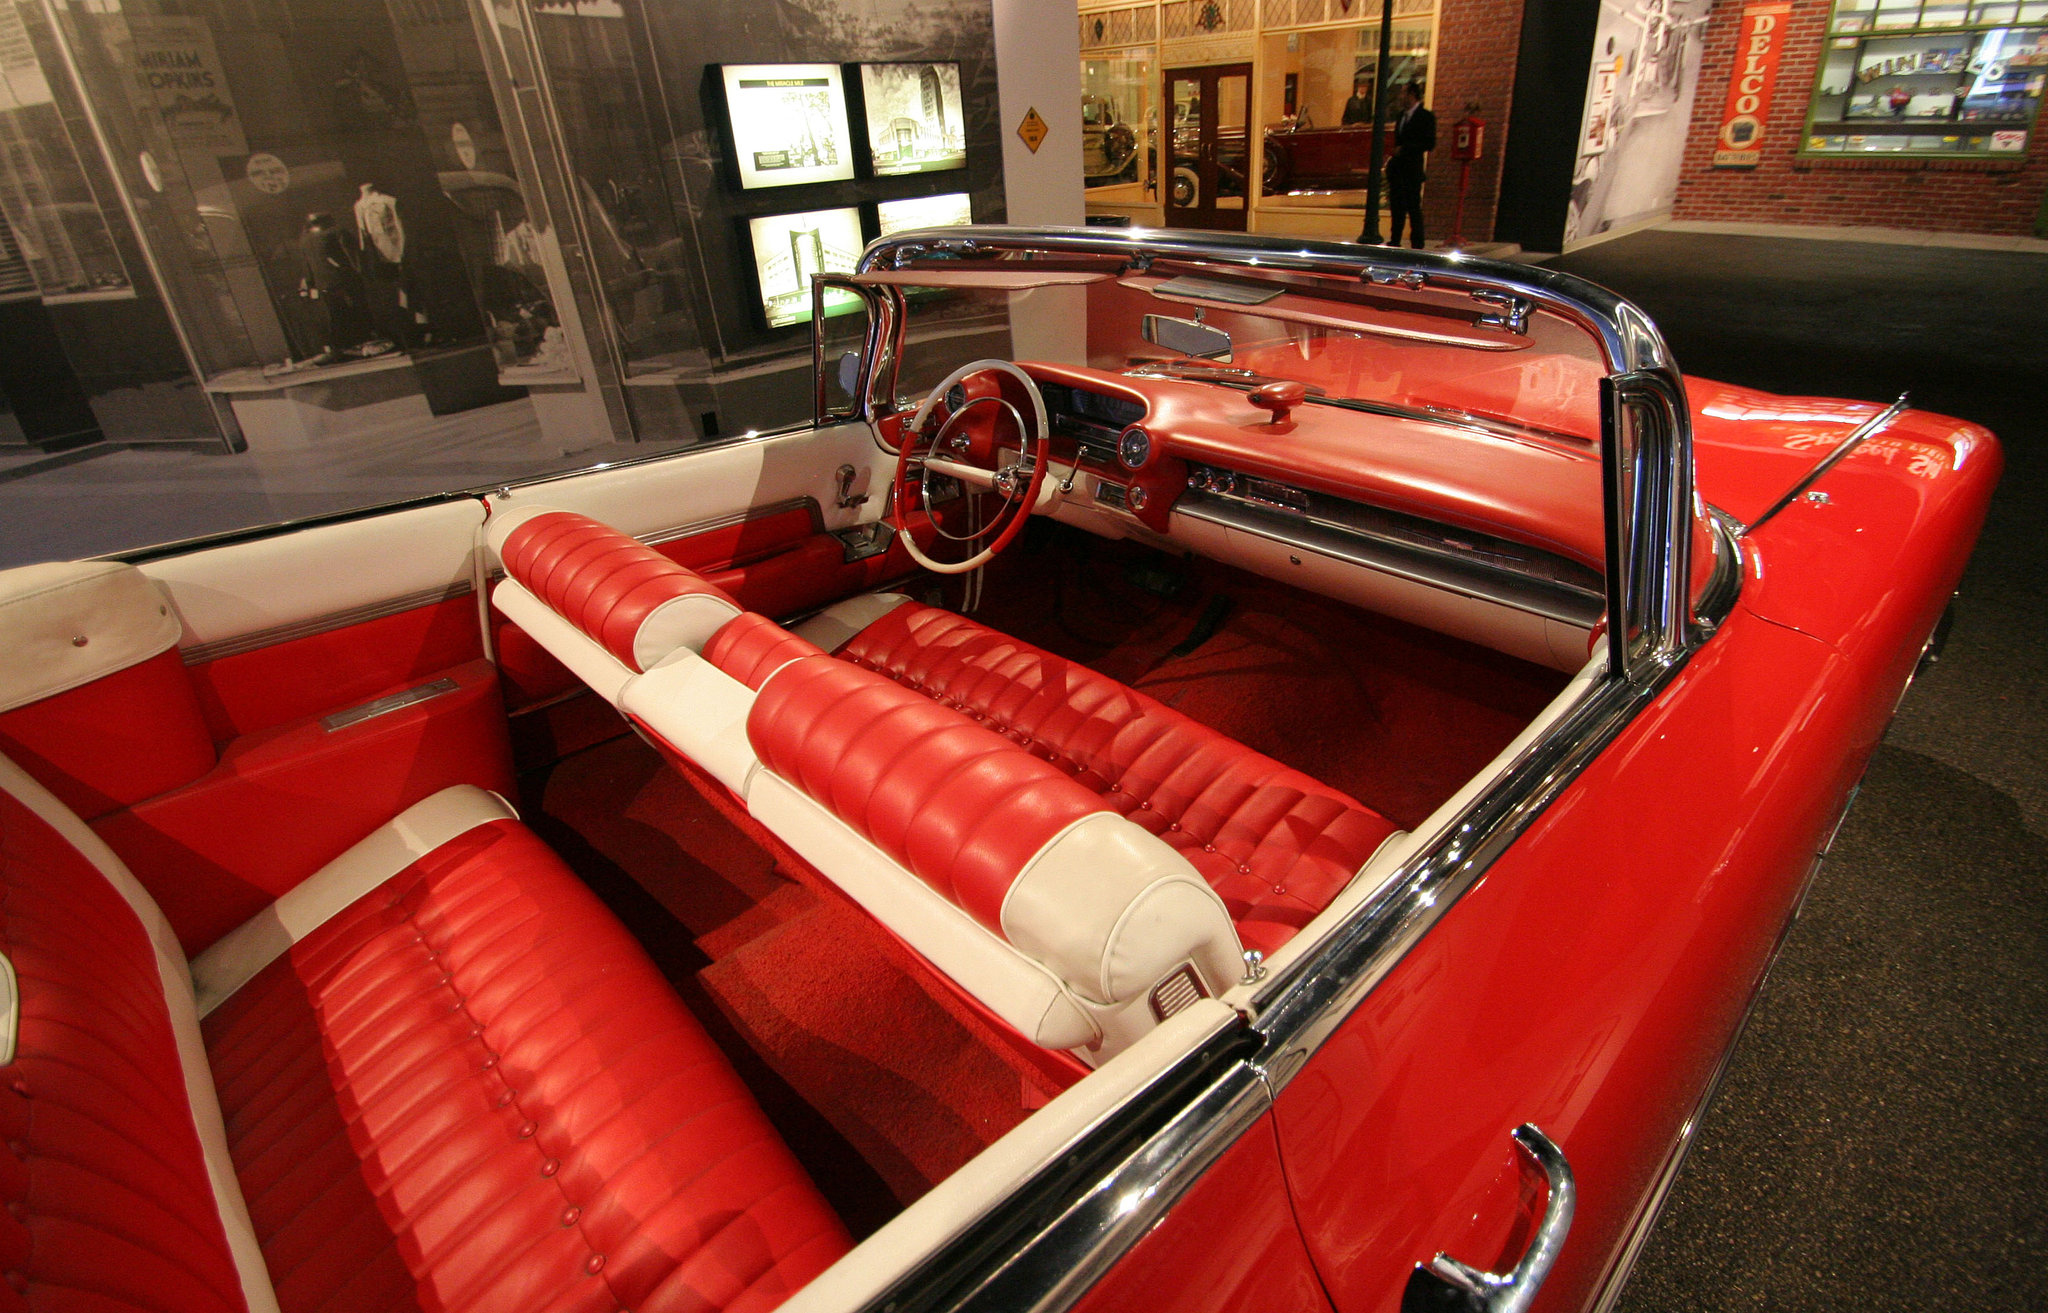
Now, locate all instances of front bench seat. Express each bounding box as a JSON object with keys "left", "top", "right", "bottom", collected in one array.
[
  {"left": 0, "top": 753, "right": 849, "bottom": 1313},
  {"left": 796, "top": 596, "right": 1401, "bottom": 955}
]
